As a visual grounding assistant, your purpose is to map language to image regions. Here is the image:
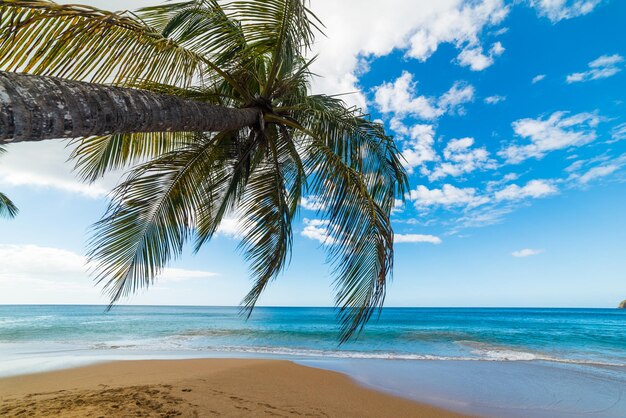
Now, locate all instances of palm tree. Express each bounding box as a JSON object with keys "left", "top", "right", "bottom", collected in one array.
[{"left": 0, "top": 0, "right": 408, "bottom": 340}]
